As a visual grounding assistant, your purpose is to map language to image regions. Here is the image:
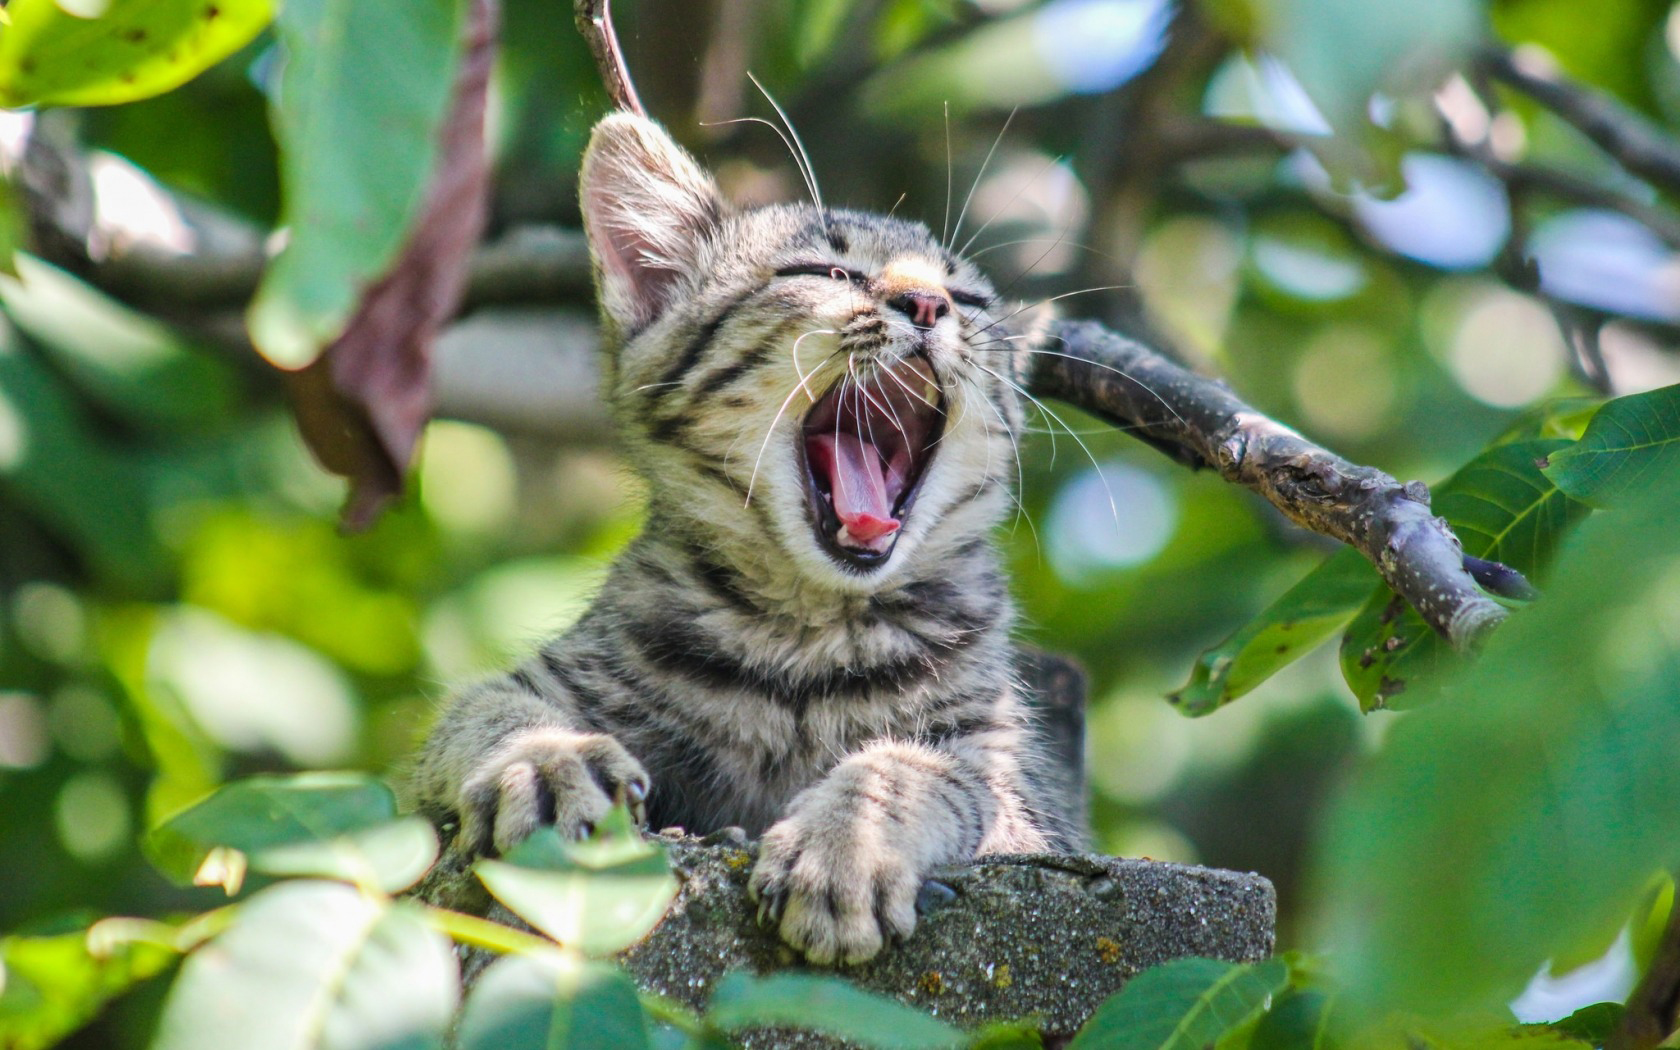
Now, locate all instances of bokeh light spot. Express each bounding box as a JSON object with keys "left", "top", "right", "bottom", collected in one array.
[
  {"left": 1447, "top": 289, "right": 1567, "bottom": 408},
  {"left": 1033, "top": 0, "right": 1172, "bottom": 95},
  {"left": 0, "top": 693, "right": 49, "bottom": 770},
  {"left": 13, "top": 582, "right": 87, "bottom": 664},
  {"left": 149, "top": 608, "right": 359, "bottom": 765},
  {"left": 1292, "top": 325, "right": 1399, "bottom": 440},
  {"left": 51, "top": 686, "right": 123, "bottom": 763},
  {"left": 1045, "top": 461, "right": 1177, "bottom": 584},
  {"left": 54, "top": 772, "right": 132, "bottom": 864},
  {"left": 1351, "top": 154, "right": 1509, "bottom": 271},
  {"left": 420, "top": 420, "right": 519, "bottom": 538}
]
